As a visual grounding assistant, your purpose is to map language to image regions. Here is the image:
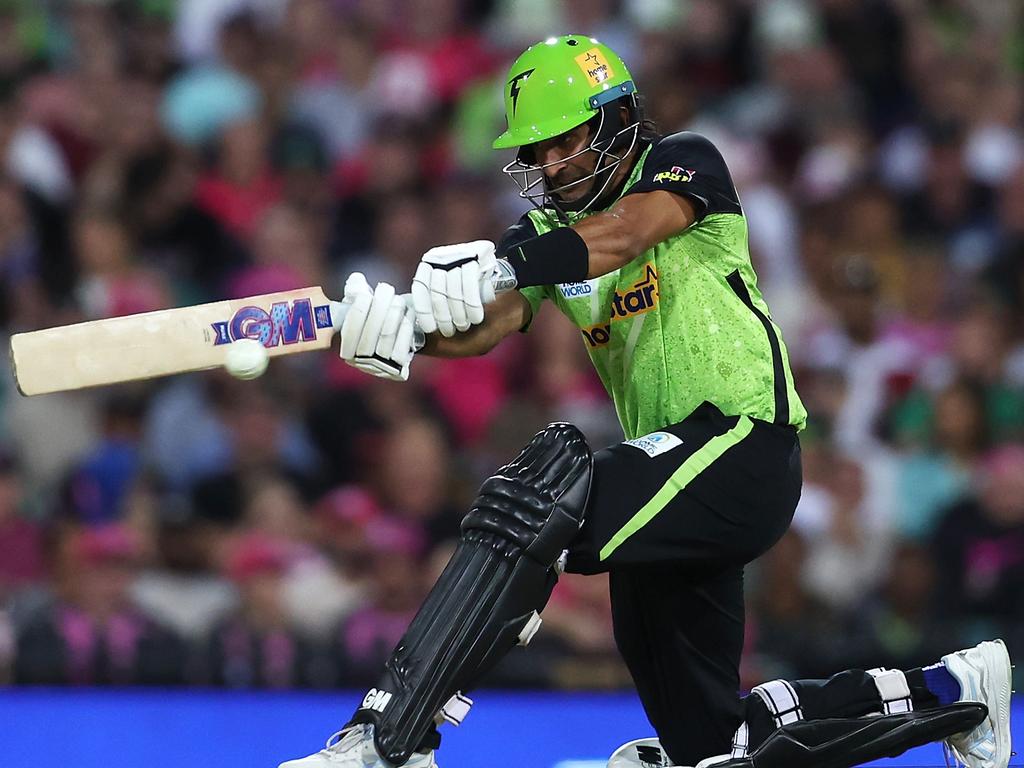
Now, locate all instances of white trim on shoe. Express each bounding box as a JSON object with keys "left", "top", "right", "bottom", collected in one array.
[
  {"left": 605, "top": 739, "right": 733, "bottom": 768},
  {"left": 607, "top": 737, "right": 674, "bottom": 767}
]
